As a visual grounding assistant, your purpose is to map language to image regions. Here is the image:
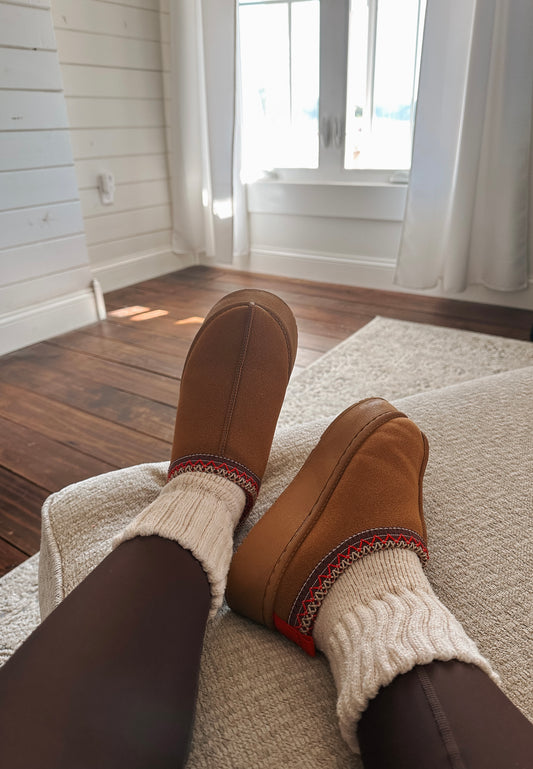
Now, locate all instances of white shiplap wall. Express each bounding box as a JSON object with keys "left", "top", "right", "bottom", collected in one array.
[
  {"left": 0, "top": 0, "right": 99, "bottom": 355},
  {"left": 52, "top": 0, "right": 191, "bottom": 291}
]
